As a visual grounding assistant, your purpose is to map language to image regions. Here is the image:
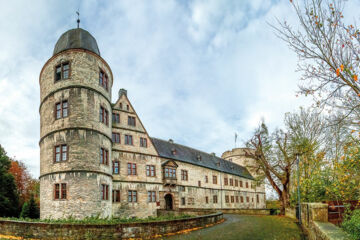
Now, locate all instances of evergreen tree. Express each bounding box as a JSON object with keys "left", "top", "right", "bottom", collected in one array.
[
  {"left": 20, "top": 202, "right": 29, "bottom": 218},
  {"left": 27, "top": 195, "right": 39, "bottom": 219},
  {"left": 0, "top": 144, "right": 19, "bottom": 217}
]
